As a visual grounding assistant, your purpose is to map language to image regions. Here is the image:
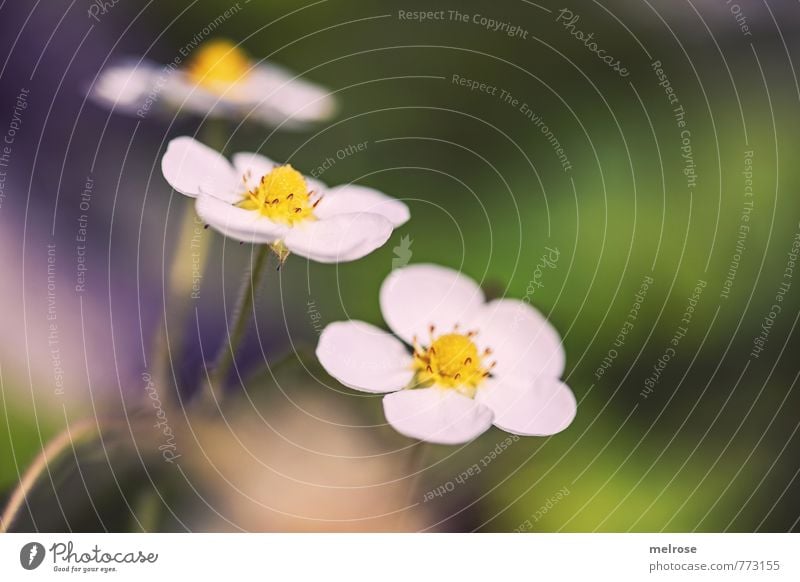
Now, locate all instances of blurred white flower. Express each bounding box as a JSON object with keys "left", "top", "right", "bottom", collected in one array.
[
  {"left": 161, "top": 137, "right": 409, "bottom": 263},
  {"left": 89, "top": 39, "right": 336, "bottom": 127},
  {"left": 317, "top": 264, "right": 576, "bottom": 445}
]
